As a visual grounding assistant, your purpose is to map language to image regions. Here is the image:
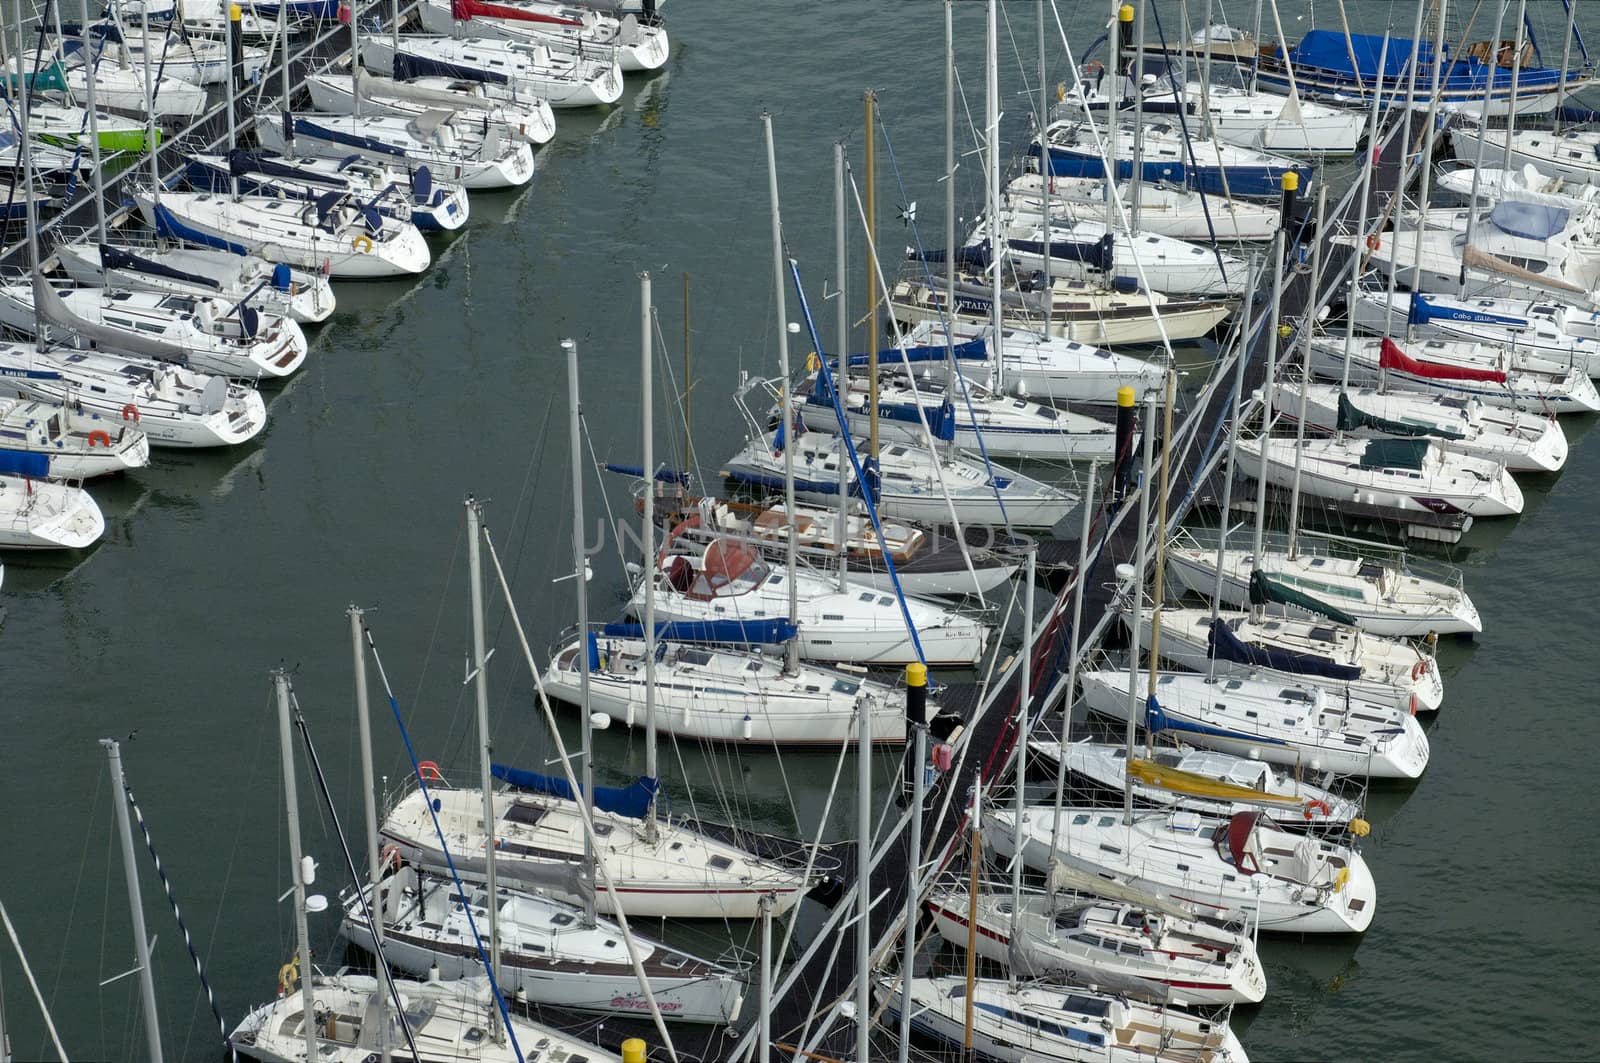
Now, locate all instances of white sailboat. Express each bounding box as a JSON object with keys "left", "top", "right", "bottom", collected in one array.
[
  {"left": 986, "top": 804, "right": 1376, "bottom": 933},
  {"left": 183, "top": 150, "right": 472, "bottom": 234},
  {"left": 417, "top": 0, "right": 669, "bottom": 72},
  {"left": 19, "top": 44, "right": 207, "bottom": 121},
  {"left": 1038, "top": 738, "right": 1364, "bottom": 826},
  {"left": 0, "top": 468, "right": 105, "bottom": 549},
  {"left": 1004, "top": 171, "right": 1282, "bottom": 242},
  {"left": 1305, "top": 333, "right": 1600, "bottom": 414},
  {"left": 133, "top": 190, "right": 432, "bottom": 279},
  {"left": 879, "top": 975, "right": 1250, "bottom": 1062},
  {"left": 926, "top": 885, "right": 1268, "bottom": 1005},
  {"left": 360, "top": 34, "right": 623, "bottom": 108},
  {"left": 0, "top": 282, "right": 310, "bottom": 380},
  {"left": 72, "top": 20, "right": 269, "bottom": 86},
  {"left": 341, "top": 864, "right": 745, "bottom": 1024},
  {"left": 1268, "top": 377, "right": 1568, "bottom": 473},
  {"left": 544, "top": 627, "right": 913, "bottom": 744},
  {"left": 1079, "top": 666, "right": 1431, "bottom": 779},
  {"left": 631, "top": 530, "right": 991, "bottom": 667},
  {"left": 0, "top": 395, "right": 151, "bottom": 478},
  {"left": 973, "top": 207, "right": 1251, "bottom": 296},
  {"left": 253, "top": 109, "right": 536, "bottom": 191},
  {"left": 0, "top": 338, "right": 268, "bottom": 448},
  {"left": 1350, "top": 287, "right": 1600, "bottom": 378},
  {"left": 1434, "top": 160, "right": 1600, "bottom": 212},
  {"left": 1164, "top": 527, "right": 1483, "bottom": 637},
  {"left": 304, "top": 68, "right": 556, "bottom": 145},
  {"left": 54, "top": 241, "right": 336, "bottom": 324},
  {"left": 230, "top": 973, "right": 620, "bottom": 1062},
  {"left": 1124, "top": 604, "right": 1444, "bottom": 713},
  {"left": 1233, "top": 433, "right": 1524, "bottom": 519},
  {"left": 1448, "top": 124, "right": 1600, "bottom": 187},
  {"left": 911, "top": 319, "right": 1168, "bottom": 404}
]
